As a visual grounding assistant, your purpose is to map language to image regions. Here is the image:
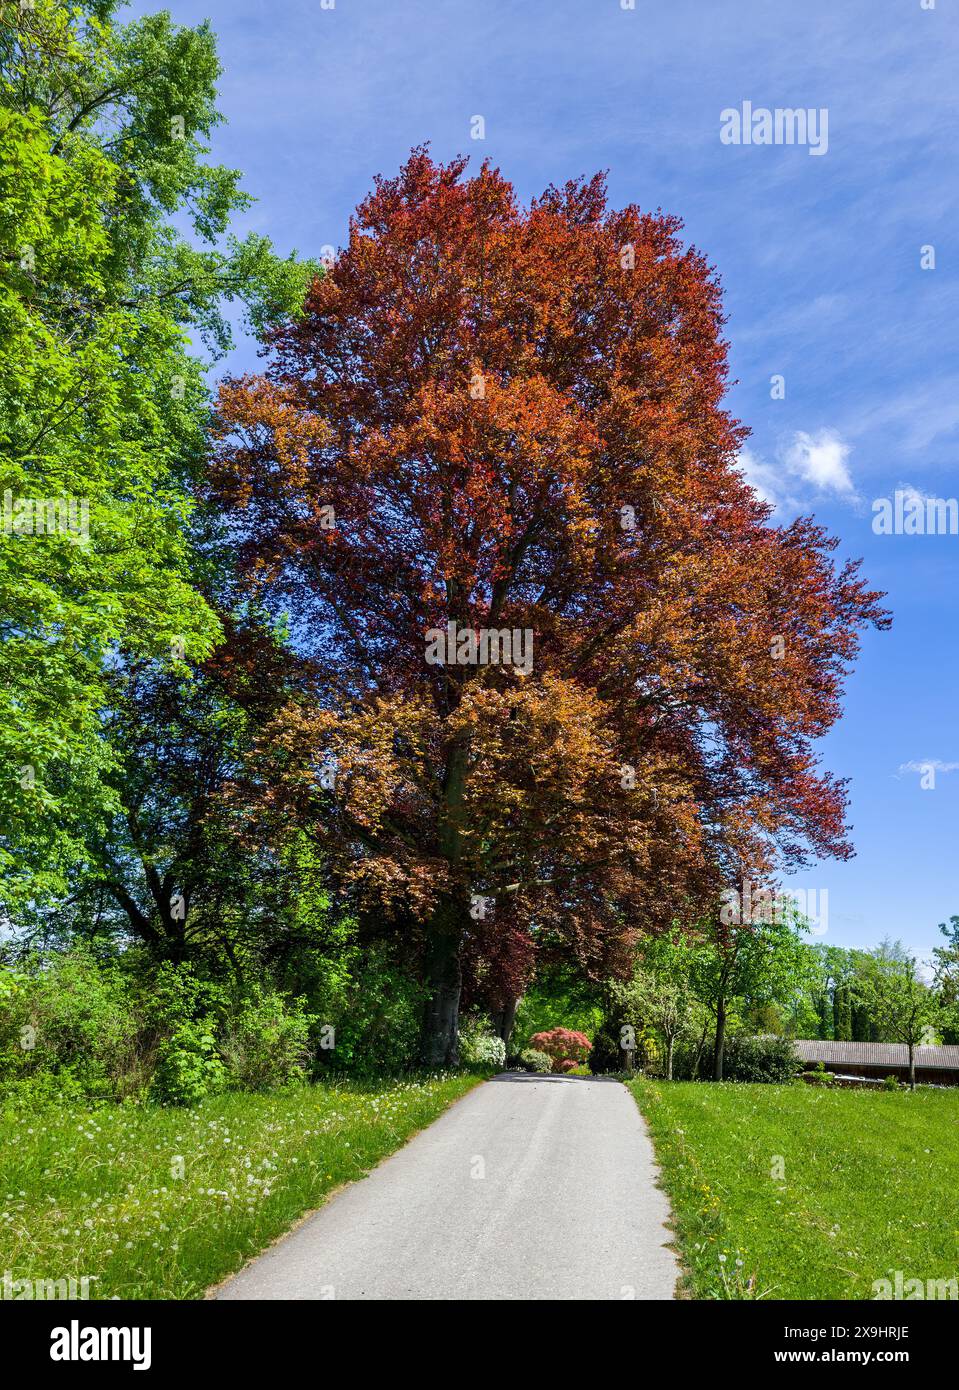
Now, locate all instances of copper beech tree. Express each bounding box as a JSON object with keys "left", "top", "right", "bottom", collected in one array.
[{"left": 208, "top": 150, "right": 889, "bottom": 1065}]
